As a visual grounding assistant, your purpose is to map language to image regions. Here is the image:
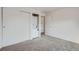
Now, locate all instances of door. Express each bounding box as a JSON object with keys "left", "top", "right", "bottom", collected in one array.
[
  {"left": 3, "top": 8, "right": 31, "bottom": 47},
  {"left": 31, "top": 14, "right": 39, "bottom": 39}
]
